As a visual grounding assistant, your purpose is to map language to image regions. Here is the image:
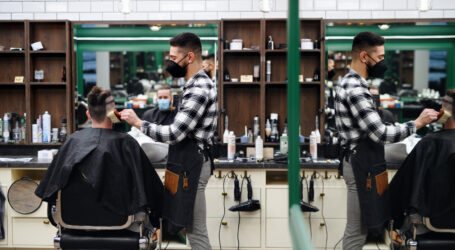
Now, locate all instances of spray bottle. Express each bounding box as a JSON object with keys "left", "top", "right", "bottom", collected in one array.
[{"left": 223, "top": 115, "right": 229, "bottom": 144}]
